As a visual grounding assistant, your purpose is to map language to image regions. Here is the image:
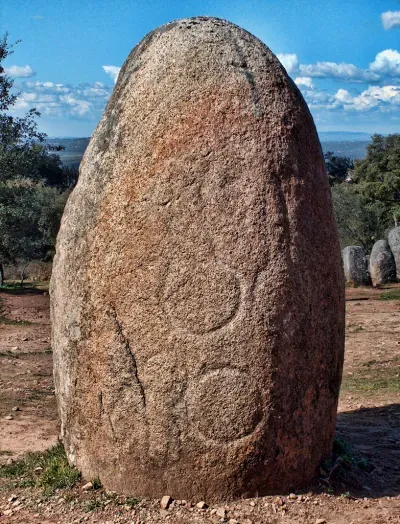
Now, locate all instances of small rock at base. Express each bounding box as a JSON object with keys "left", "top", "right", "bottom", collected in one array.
[
  {"left": 289, "top": 493, "right": 297, "bottom": 500},
  {"left": 5, "top": 415, "right": 13, "bottom": 420},
  {"left": 82, "top": 481, "right": 93, "bottom": 491},
  {"left": 316, "top": 519, "right": 327, "bottom": 524},
  {"left": 196, "top": 501, "right": 207, "bottom": 509},
  {"left": 160, "top": 495, "right": 172, "bottom": 509},
  {"left": 216, "top": 507, "right": 227, "bottom": 518},
  {"left": 3, "top": 509, "right": 13, "bottom": 516}
]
